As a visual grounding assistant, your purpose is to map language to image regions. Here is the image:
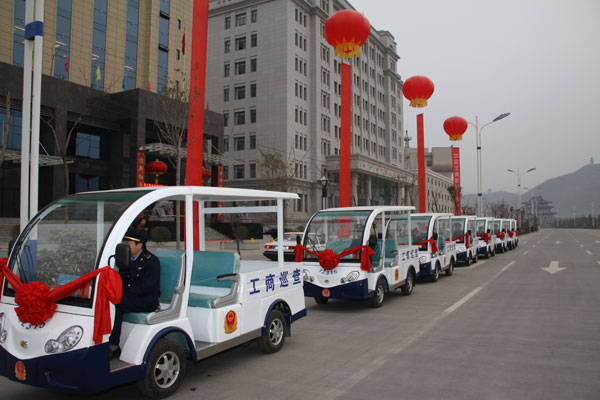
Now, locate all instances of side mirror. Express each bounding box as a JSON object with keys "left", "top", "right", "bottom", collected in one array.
[
  {"left": 296, "top": 235, "right": 302, "bottom": 245},
  {"left": 432, "top": 232, "right": 439, "bottom": 241},
  {"left": 487, "top": 229, "right": 491, "bottom": 234},
  {"left": 468, "top": 230, "right": 472, "bottom": 236},
  {"left": 115, "top": 243, "right": 131, "bottom": 271},
  {"left": 368, "top": 234, "right": 377, "bottom": 248}
]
